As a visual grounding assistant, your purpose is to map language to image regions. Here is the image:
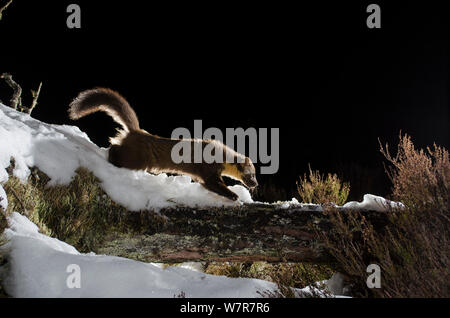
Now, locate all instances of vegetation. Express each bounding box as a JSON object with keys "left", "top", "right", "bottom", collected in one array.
[
  {"left": 1, "top": 133, "right": 448, "bottom": 298},
  {"left": 0, "top": 73, "right": 42, "bottom": 115},
  {"left": 0, "top": 208, "right": 6, "bottom": 236},
  {"left": 0, "top": 0, "right": 14, "bottom": 21},
  {"left": 2, "top": 165, "right": 165, "bottom": 252},
  {"left": 317, "top": 134, "right": 449, "bottom": 297},
  {"left": 297, "top": 166, "right": 350, "bottom": 206},
  {"left": 205, "top": 261, "right": 333, "bottom": 298},
  {"left": 261, "top": 134, "right": 449, "bottom": 298},
  {"left": 380, "top": 134, "right": 449, "bottom": 211}
]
